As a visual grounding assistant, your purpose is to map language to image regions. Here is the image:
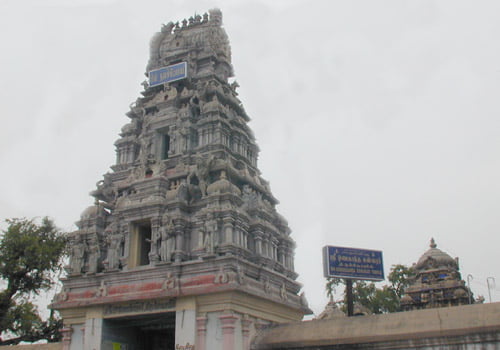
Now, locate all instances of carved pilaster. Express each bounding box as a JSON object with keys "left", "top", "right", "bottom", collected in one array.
[
  {"left": 119, "top": 222, "right": 129, "bottom": 270},
  {"left": 277, "top": 243, "right": 285, "bottom": 266},
  {"left": 271, "top": 238, "right": 279, "bottom": 261},
  {"left": 241, "top": 314, "right": 253, "bottom": 350},
  {"left": 149, "top": 217, "right": 161, "bottom": 264},
  {"left": 196, "top": 314, "right": 208, "bottom": 350},
  {"left": 173, "top": 218, "right": 187, "bottom": 262},
  {"left": 219, "top": 312, "right": 238, "bottom": 350},
  {"left": 222, "top": 216, "right": 234, "bottom": 244},
  {"left": 254, "top": 229, "right": 263, "bottom": 255},
  {"left": 61, "top": 327, "right": 73, "bottom": 350}
]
